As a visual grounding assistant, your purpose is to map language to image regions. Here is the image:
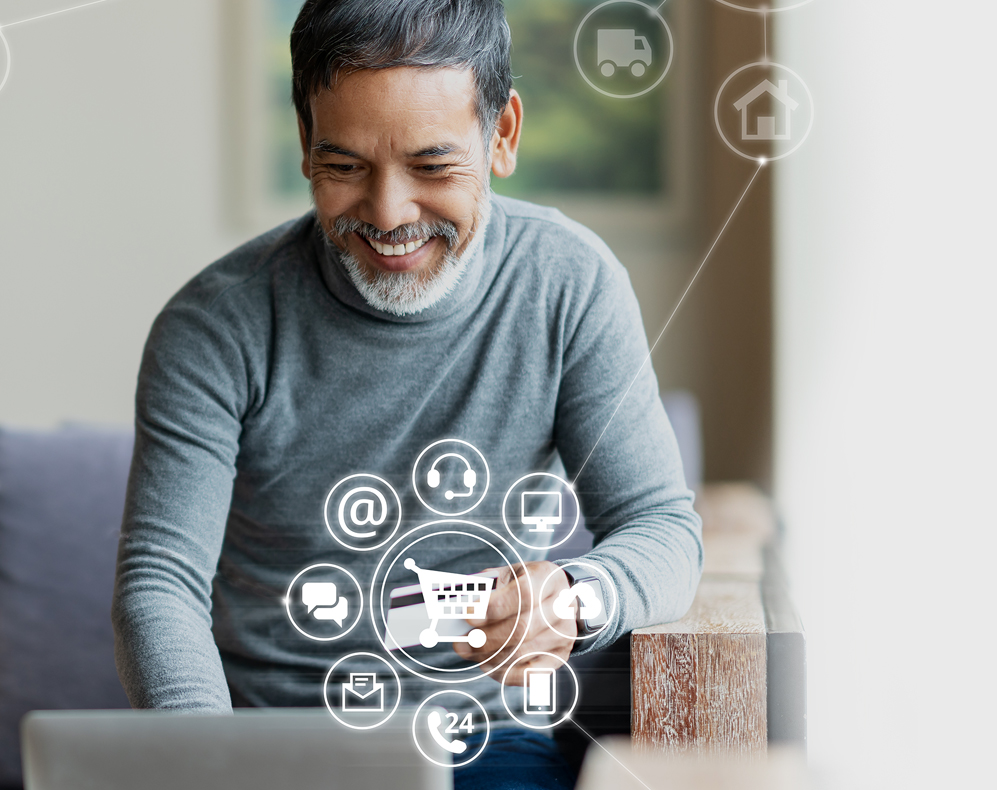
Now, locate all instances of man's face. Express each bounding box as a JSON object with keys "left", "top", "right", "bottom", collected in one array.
[{"left": 302, "top": 67, "right": 499, "bottom": 314}]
